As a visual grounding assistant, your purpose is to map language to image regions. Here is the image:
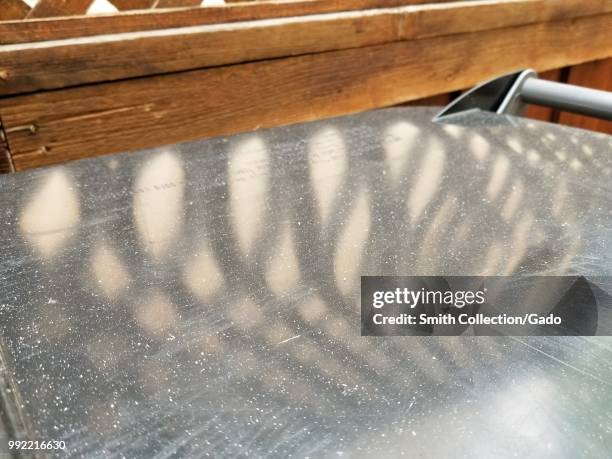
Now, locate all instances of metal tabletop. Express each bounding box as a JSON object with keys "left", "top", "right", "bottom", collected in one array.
[{"left": 1, "top": 107, "right": 612, "bottom": 458}]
